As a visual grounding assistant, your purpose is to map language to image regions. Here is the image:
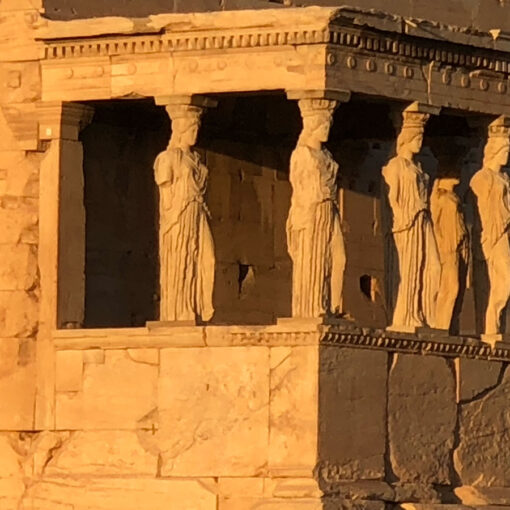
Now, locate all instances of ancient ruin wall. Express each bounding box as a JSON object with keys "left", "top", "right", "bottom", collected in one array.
[{"left": 2, "top": 3, "right": 510, "bottom": 509}]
